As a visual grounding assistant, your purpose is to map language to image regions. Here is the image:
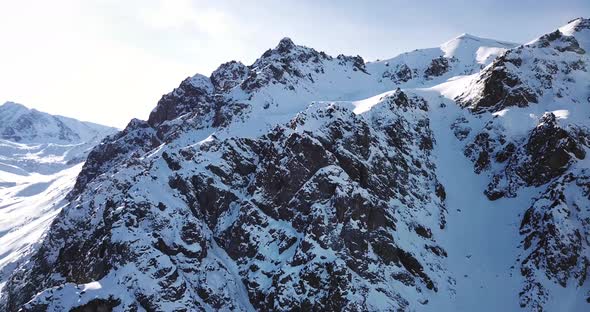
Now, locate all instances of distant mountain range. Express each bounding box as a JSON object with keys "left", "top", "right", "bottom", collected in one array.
[{"left": 0, "top": 102, "right": 116, "bottom": 295}]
